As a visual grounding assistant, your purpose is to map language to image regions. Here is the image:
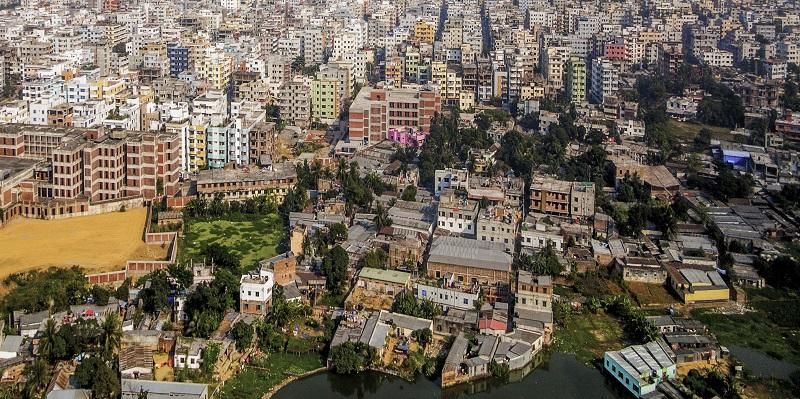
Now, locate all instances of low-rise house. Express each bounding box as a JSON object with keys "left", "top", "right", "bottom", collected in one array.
[
  {"left": 441, "top": 330, "right": 542, "bottom": 388},
  {"left": 616, "top": 256, "right": 667, "bottom": 284},
  {"left": 119, "top": 330, "right": 163, "bottom": 379},
  {"left": 0, "top": 335, "right": 23, "bottom": 359},
  {"left": 377, "top": 310, "right": 432, "bottom": 337},
  {"left": 121, "top": 380, "right": 208, "bottom": 399},
  {"left": 666, "top": 264, "right": 730, "bottom": 304},
  {"left": 415, "top": 281, "right": 479, "bottom": 310},
  {"left": 433, "top": 308, "right": 479, "bottom": 336},
  {"left": 426, "top": 236, "right": 513, "bottom": 304},
  {"left": 604, "top": 342, "right": 677, "bottom": 398},
  {"left": 356, "top": 268, "right": 411, "bottom": 296},
  {"left": 174, "top": 337, "right": 205, "bottom": 370},
  {"left": 260, "top": 252, "right": 297, "bottom": 286}
]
